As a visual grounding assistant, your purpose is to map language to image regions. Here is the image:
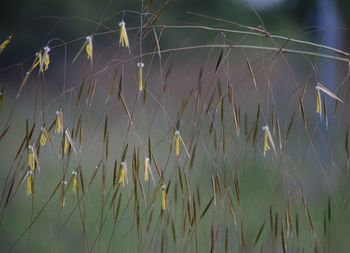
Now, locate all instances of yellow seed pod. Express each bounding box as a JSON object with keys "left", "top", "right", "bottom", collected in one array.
[
  {"left": 55, "top": 110, "right": 63, "bottom": 134},
  {"left": 26, "top": 171, "right": 34, "bottom": 196},
  {"left": 0, "top": 35, "right": 12, "bottom": 53},
  {"left": 72, "top": 171, "right": 78, "bottom": 195},
  {"left": 137, "top": 62, "right": 144, "bottom": 92},
  {"left": 43, "top": 46, "right": 51, "bottom": 71},
  {"left": 28, "top": 150, "right": 36, "bottom": 171},
  {"left": 28, "top": 144, "right": 41, "bottom": 172},
  {"left": 118, "top": 161, "right": 128, "bottom": 187},
  {"left": 40, "top": 127, "right": 47, "bottom": 146},
  {"left": 161, "top": 183, "right": 167, "bottom": 211},
  {"left": 118, "top": 20, "right": 130, "bottom": 49},
  {"left": 63, "top": 134, "right": 69, "bottom": 154},
  {"left": 144, "top": 157, "right": 150, "bottom": 182},
  {"left": 174, "top": 131, "right": 180, "bottom": 157},
  {"left": 316, "top": 89, "right": 321, "bottom": 115},
  {"left": 85, "top": 36, "right": 93, "bottom": 61},
  {"left": 262, "top": 124, "right": 276, "bottom": 157},
  {"left": 263, "top": 127, "right": 270, "bottom": 155},
  {"left": 34, "top": 51, "right": 43, "bottom": 72}
]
